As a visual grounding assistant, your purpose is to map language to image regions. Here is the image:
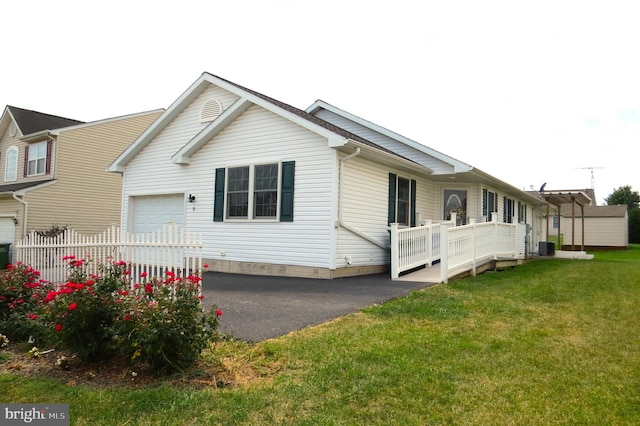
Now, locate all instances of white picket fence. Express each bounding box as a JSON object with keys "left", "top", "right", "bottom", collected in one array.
[
  {"left": 391, "top": 218, "right": 526, "bottom": 283},
  {"left": 13, "top": 224, "right": 203, "bottom": 284}
]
